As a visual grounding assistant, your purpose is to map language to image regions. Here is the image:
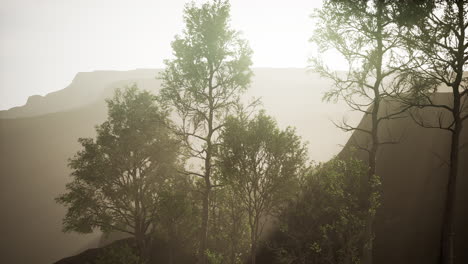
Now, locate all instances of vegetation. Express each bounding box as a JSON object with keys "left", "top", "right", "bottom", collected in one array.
[
  {"left": 273, "top": 157, "right": 380, "bottom": 264},
  {"left": 207, "top": 184, "right": 250, "bottom": 264},
  {"left": 218, "top": 111, "right": 308, "bottom": 264},
  {"left": 391, "top": 1, "right": 468, "bottom": 263},
  {"left": 153, "top": 174, "right": 199, "bottom": 264},
  {"left": 159, "top": 1, "right": 253, "bottom": 262},
  {"left": 310, "top": 1, "right": 412, "bottom": 261},
  {"left": 56, "top": 86, "right": 180, "bottom": 260},
  {"left": 55, "top": 1, "right": 467, "bottom": 264}
]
